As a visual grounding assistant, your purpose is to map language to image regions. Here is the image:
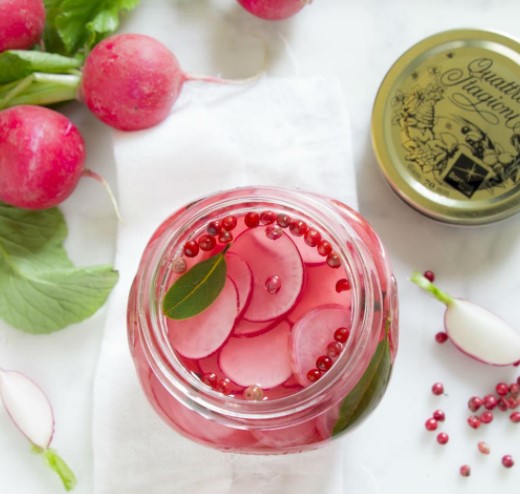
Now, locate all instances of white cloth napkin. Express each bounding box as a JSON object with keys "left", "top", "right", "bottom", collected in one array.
[{"left": 93, "top": 76, "right": 357, "bottom": 494}]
